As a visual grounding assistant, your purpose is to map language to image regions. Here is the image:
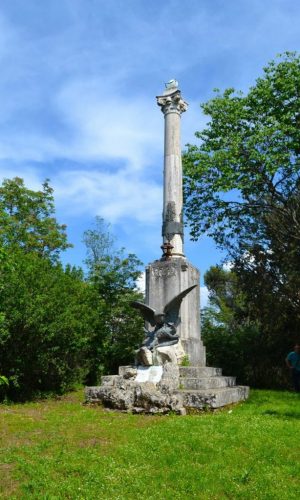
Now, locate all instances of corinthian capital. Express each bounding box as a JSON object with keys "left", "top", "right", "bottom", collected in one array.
[{"left": 156, "top": 89, "right": 188, "bottom": 116}]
